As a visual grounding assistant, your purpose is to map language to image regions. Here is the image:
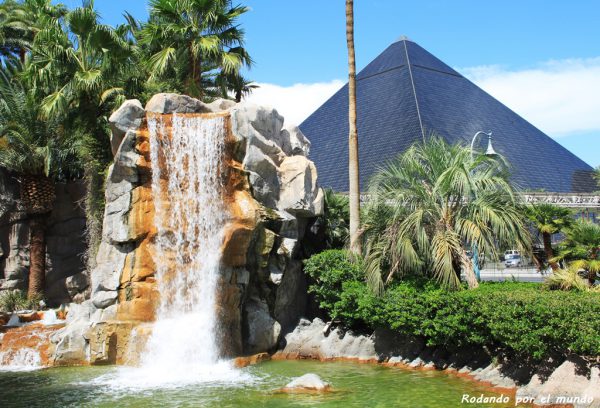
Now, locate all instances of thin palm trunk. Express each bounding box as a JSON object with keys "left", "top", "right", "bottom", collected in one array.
[
  {"left": 460, "top": 249, "right": 479, "bottom": 289},
  {"left": 27, "top": 215, "right": 47, "bottom": 299},
  {"left": 589, "top": 249, "right": 598, "bottom": 285},
  {"left": 542, "top": 231, "right": 558, "bottom": 271},
  {"left": 346, "top": 0, "right": 361, "bottom": 254}
]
